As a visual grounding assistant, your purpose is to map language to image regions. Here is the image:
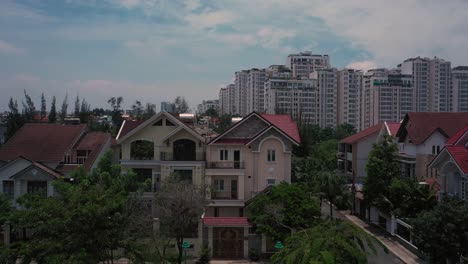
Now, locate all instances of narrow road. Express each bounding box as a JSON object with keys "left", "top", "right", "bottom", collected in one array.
[{"left": 321, "top": 202, "right": 404, "bottom": 264}]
